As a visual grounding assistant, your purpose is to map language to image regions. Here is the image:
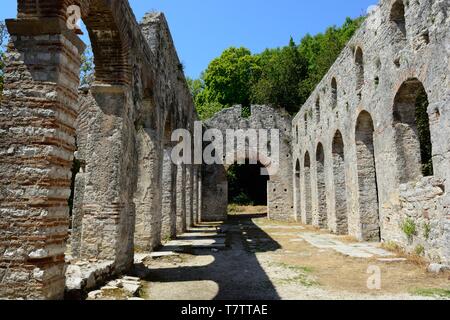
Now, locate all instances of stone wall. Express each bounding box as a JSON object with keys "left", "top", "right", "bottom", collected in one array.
[
  {"left": 202, "top": 105, "right": 293, "bottom": 221},
  {"left": 292, "top": 0, "right": 450, "bottom": 265},
  {"left": 0, "top": 0, "right": 201, "bottom": 299}
]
